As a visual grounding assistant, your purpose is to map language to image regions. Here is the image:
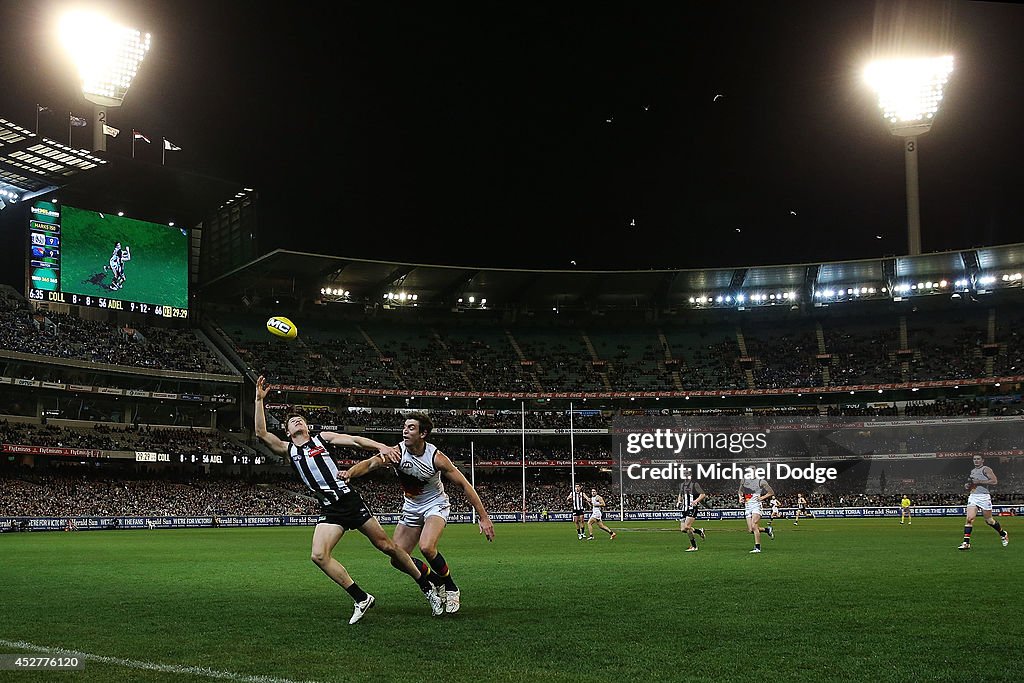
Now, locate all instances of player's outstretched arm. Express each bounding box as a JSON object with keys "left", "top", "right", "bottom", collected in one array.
[
  {"left": 254, "top": 375, "right": 289, "bottom": 457},
  {"left": 760, "top": 481, "right": 775, "bottom": 501},
  {"left": 342, "top": 453, "right": 388, "bottom": 481},
  {"left": 321, "top": 432, "right": 399, "bottom": 459},
  {"left": 436, "top": 451, "right": 494, "bottom": 541},
  {"left": 693, "top": 483, "right": 707, "bottom": 507}
]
